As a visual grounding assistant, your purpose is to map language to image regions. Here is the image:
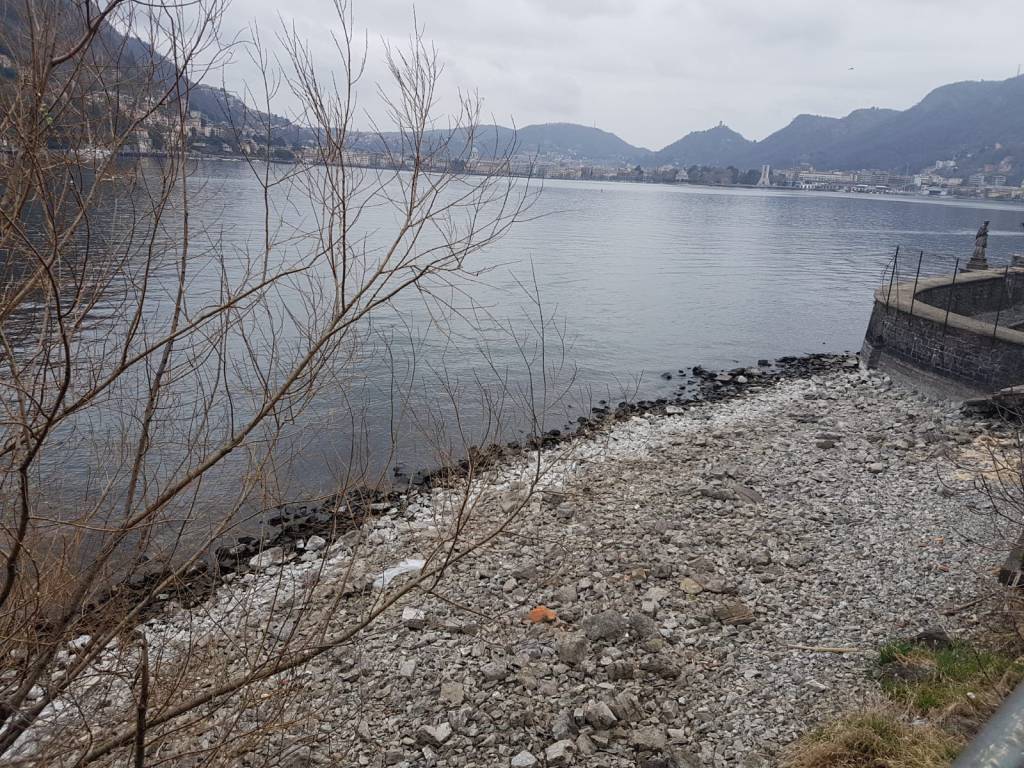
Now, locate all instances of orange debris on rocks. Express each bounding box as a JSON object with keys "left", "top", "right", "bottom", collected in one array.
[{"left": 527, "top": 605, "right": 557, "bottom": 624}]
